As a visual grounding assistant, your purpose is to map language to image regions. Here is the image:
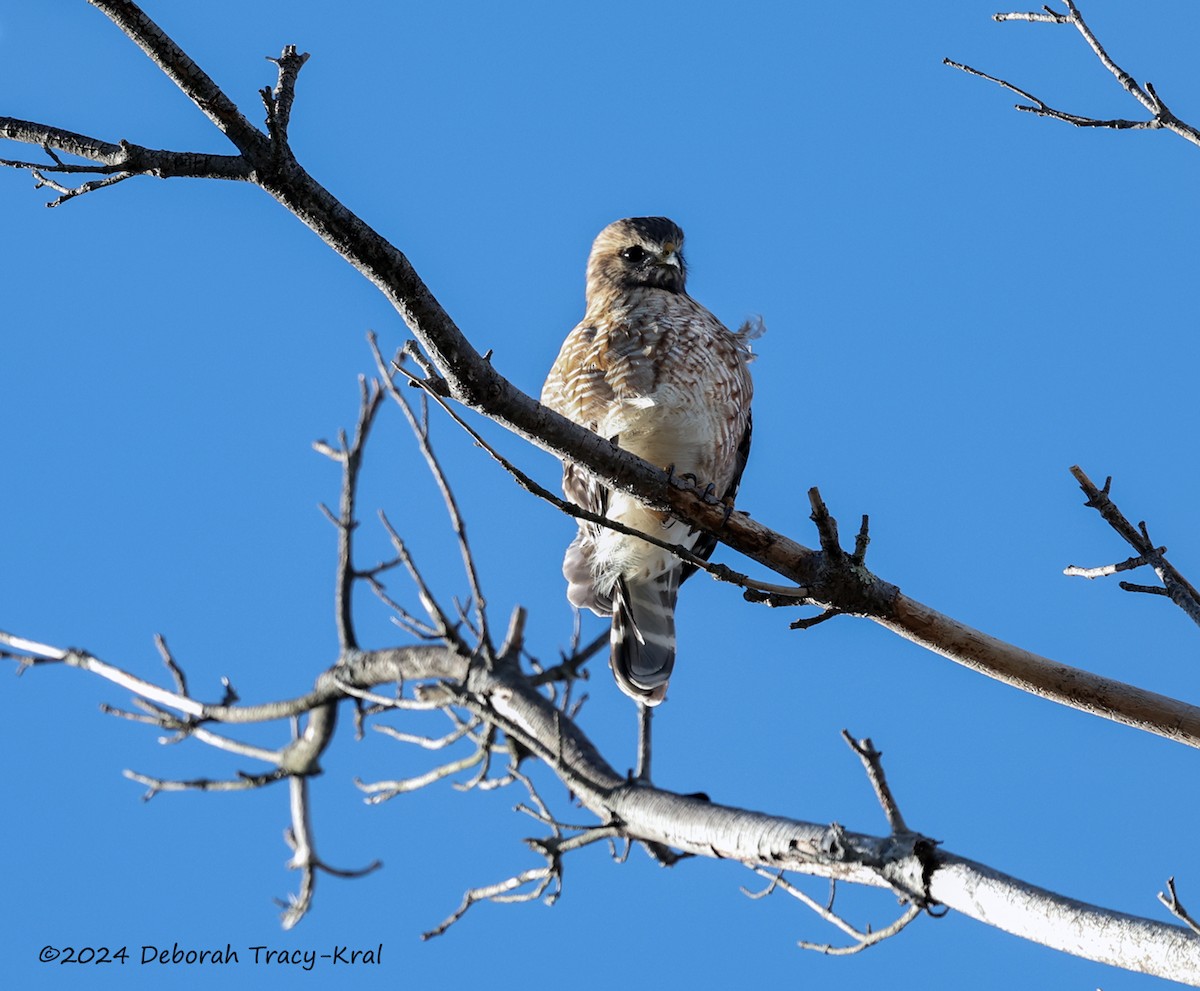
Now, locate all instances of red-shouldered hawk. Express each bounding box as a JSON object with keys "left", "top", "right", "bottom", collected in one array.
[{"left": 542, "top": 217, "right": 756, "bottom": 706}]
